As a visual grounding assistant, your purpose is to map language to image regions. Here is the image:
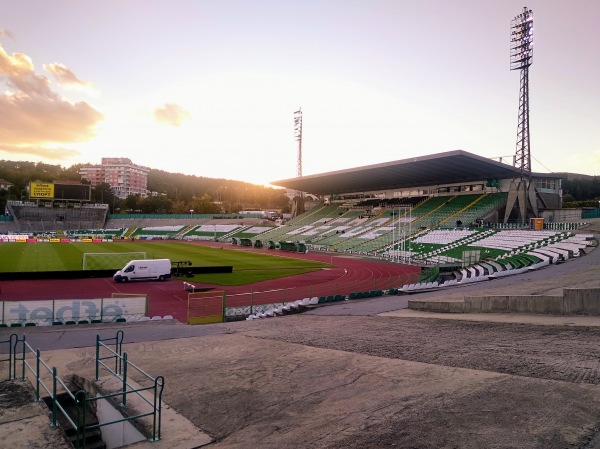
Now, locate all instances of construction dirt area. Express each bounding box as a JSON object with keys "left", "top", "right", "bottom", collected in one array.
[{"left": 3, "top": 229, "right": 600, "bottom": 449}]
